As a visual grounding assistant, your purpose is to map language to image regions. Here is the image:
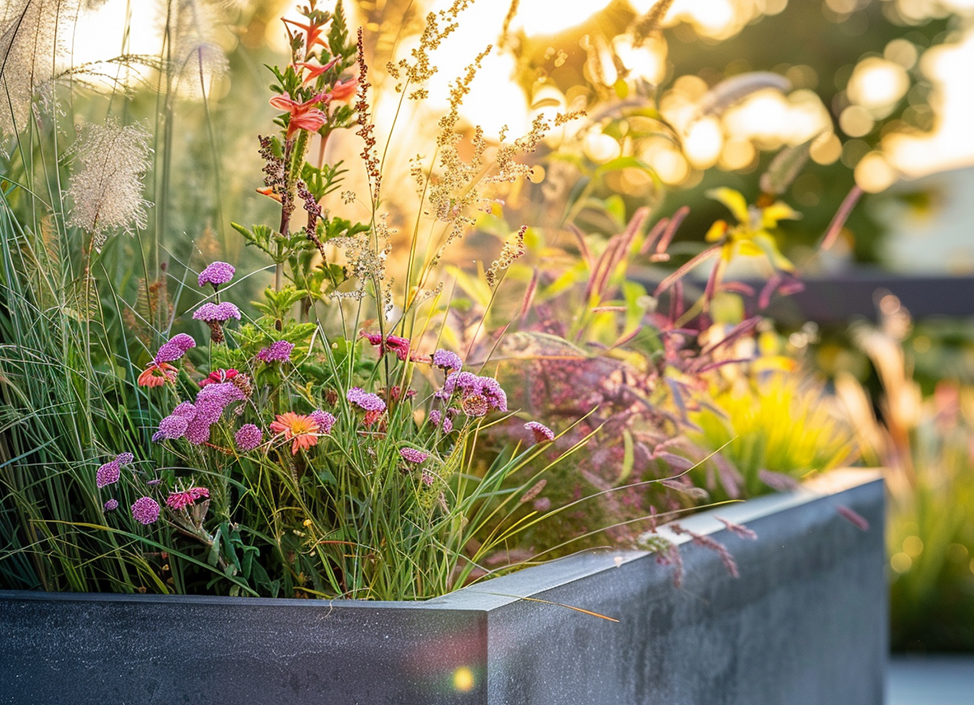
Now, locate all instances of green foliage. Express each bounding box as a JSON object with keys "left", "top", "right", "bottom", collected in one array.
[{"left": 689, "top": 370, "right": 857, "bottom": 500}]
